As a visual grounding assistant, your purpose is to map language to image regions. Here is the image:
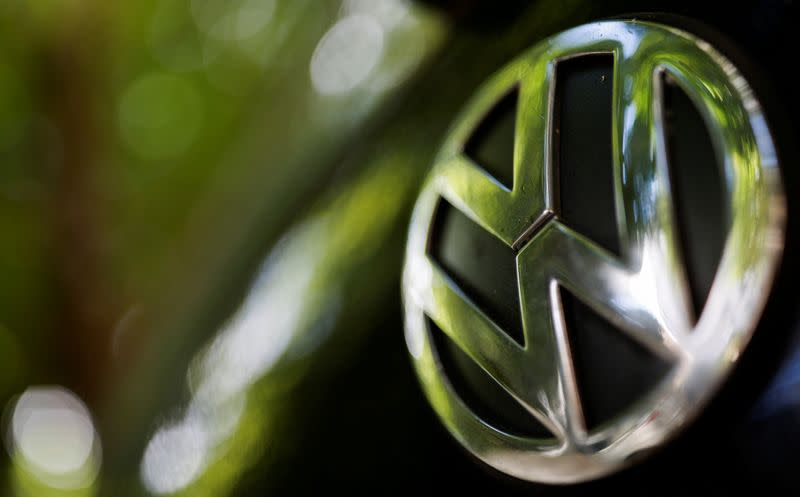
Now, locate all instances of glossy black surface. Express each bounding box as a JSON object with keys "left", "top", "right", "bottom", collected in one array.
[
  {"left": 662, "top": 74, "right": 727, "bottom": 319},
  {"left": 554, "top": 54, "right": 619, "bottom": 256}
]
